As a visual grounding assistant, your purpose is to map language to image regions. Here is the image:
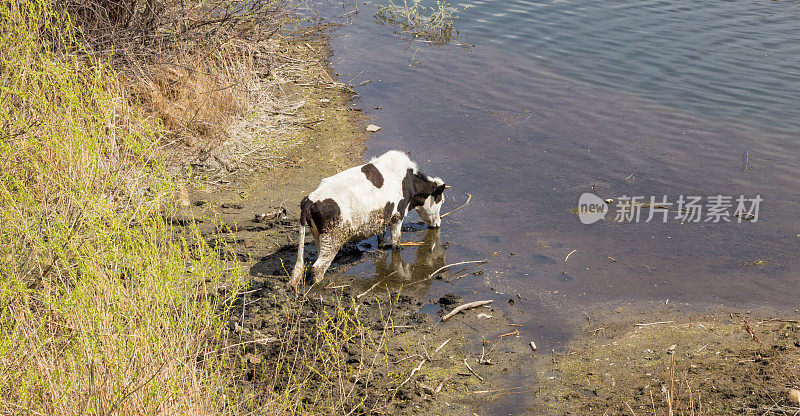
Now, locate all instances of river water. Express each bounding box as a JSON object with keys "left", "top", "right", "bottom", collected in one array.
[{"left": 312, "top": 0, "right": 800, "bottom": 412}]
